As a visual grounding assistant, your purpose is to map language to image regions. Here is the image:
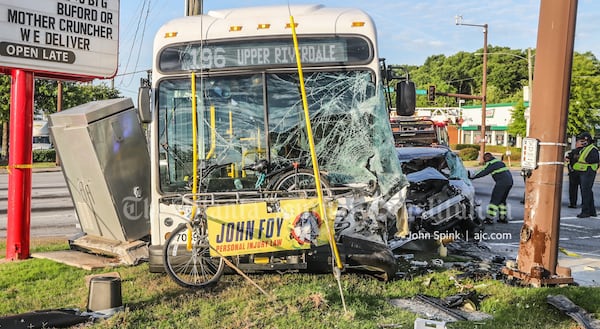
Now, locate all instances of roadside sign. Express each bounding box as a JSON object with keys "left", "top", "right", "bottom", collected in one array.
[
  {"left": 521, "top": 137, "right": 539, "bottom": 170},
  {"left": 0, "top": 0, "right": 119, "bottom": 80},
  {"left": 416, "top": 89, "right": 427, "bottom": 95}
]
